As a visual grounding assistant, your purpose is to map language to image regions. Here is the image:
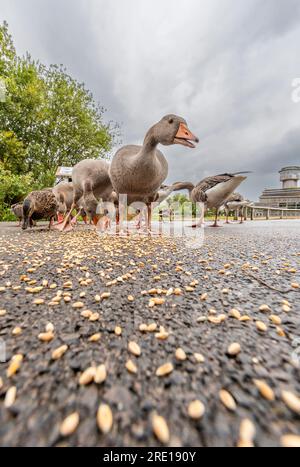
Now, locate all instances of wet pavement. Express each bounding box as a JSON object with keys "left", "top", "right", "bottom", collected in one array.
[{"left": 0, "top": 219, "right": 300, "bottom": 447}]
